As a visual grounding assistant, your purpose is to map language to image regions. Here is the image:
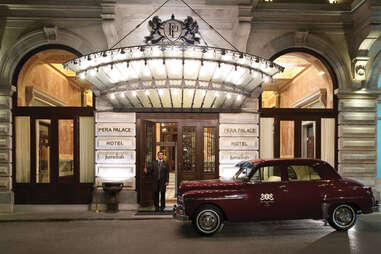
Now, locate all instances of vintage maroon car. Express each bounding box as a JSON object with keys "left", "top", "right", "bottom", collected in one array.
[{"left": 174, "top": 158, "right": 379, "bottom": 235}]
